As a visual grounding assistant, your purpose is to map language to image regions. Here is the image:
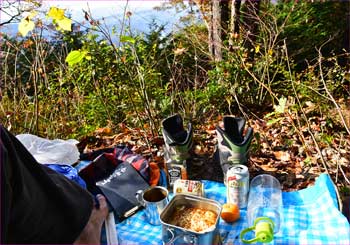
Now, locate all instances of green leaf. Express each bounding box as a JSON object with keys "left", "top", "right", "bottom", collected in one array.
[
  {"left": 18, "top": 18, "right": 35, "bottom": 37},
  {"left": 267, "top": 118, "right": 282, "bottom": 126},
  {"left": 274, "top": 97, "right": 287, "bottom": 114},
  {"left": 264, "top": 111, "right": 276, "bottom": 118},
  {"left": 120, "top": 35, "right": 135, "bottom": 44},
  {"left": 65, "top": 50, "right": 86, "bottom": 66},
  {"left": 56, "top": 17, "right": 72, "bottom": 31}
]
